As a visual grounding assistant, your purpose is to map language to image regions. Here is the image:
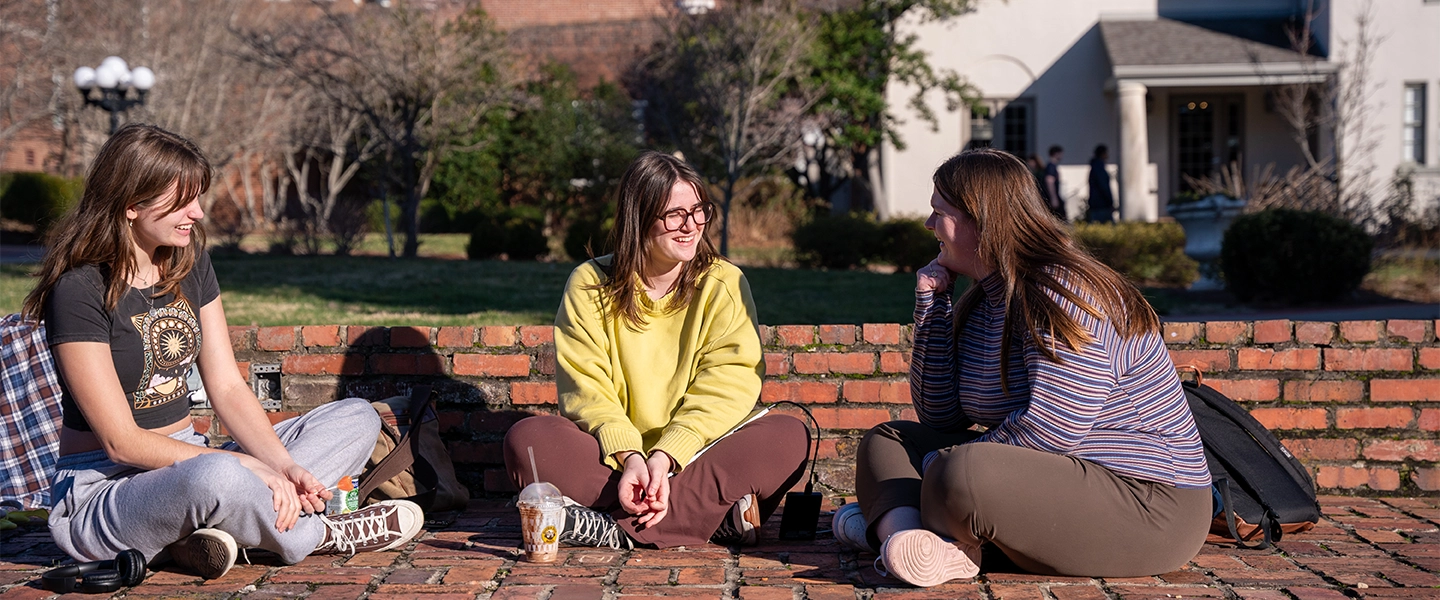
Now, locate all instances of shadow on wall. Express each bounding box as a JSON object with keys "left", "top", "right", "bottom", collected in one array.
[
  {"left": 223, "top": 325, "right": 549, "bottom": 499},
  {"left": 343, "top": 327, "right": 545, "bottom": 497},
  {"left": 1012, "top": 23, "right": 1123, "bottom": 220}
]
